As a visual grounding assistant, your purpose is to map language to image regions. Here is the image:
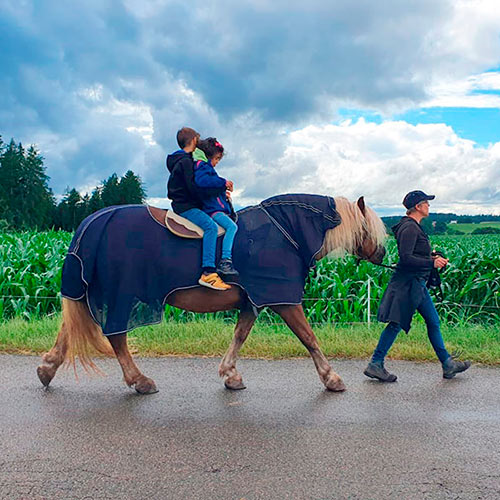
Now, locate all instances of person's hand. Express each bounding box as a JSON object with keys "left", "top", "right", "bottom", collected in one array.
[
  {"left": 226, "top": 190, "right": 232, "bottom": 201},
  {"left": 433, "top": 256, "right": 448, "bottom": 269},
  {"left": 226, "top": 180, "right": 234, "bottom": 192}
]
